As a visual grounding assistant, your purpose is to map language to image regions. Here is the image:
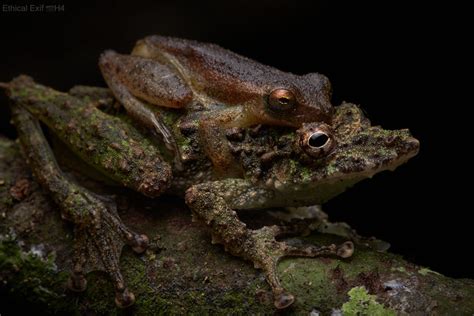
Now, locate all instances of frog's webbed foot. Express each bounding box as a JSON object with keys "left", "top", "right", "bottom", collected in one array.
[
  {"left": 247, "top": 224, "right": 353, "bottom": 308},
  {"left": 186, "top": 179, "right": 354, "bottom": 309},
  {"left": 10, "top": 104, "right": 149, "bottom": 308},
  {"left": 66, "top": 192, "right": 149, "bottom": 307}
]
